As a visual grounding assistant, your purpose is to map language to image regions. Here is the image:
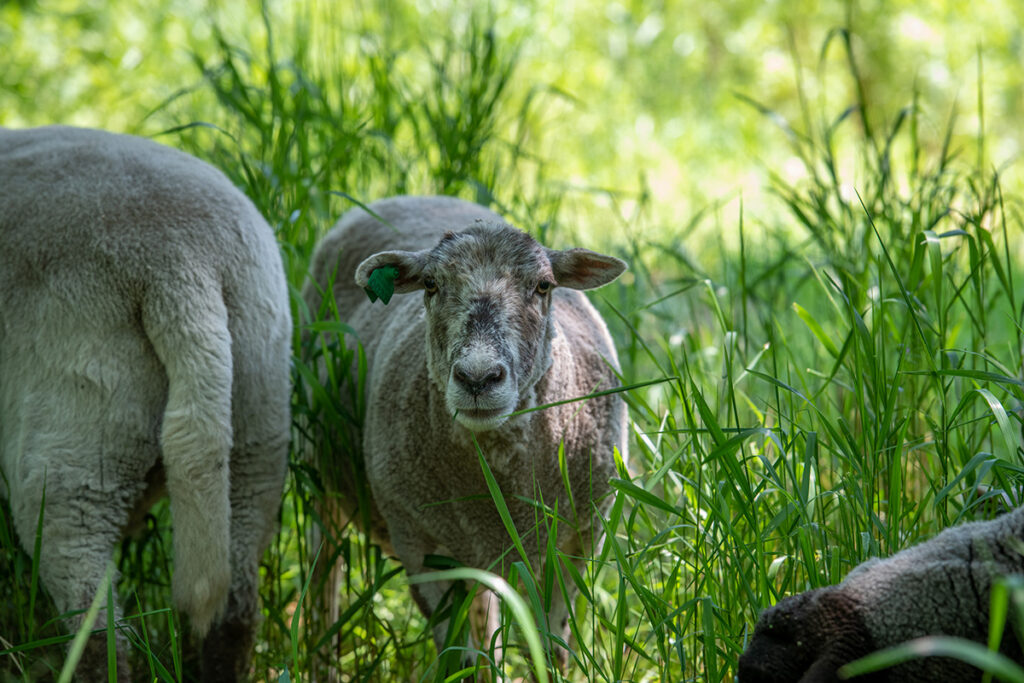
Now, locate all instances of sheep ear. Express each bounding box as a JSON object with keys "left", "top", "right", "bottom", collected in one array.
[
  {"left": 355, "top": 250, "right": 428, "bottom": 296},
  {"left": 546, "top": 247, "right": 627, "bottom": 290}
]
